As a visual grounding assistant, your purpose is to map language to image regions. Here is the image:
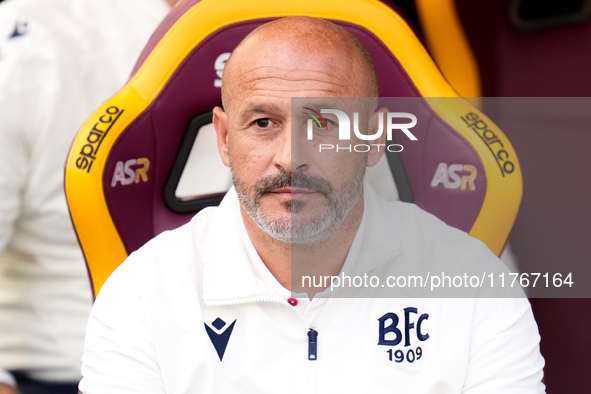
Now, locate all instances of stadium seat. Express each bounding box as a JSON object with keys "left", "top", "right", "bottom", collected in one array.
[
  {"left": 65, "top": 0, "right": 522, "bottom": 297},
  {"left": 415, "top": 1, "right": 591, "bottom": 392}
]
